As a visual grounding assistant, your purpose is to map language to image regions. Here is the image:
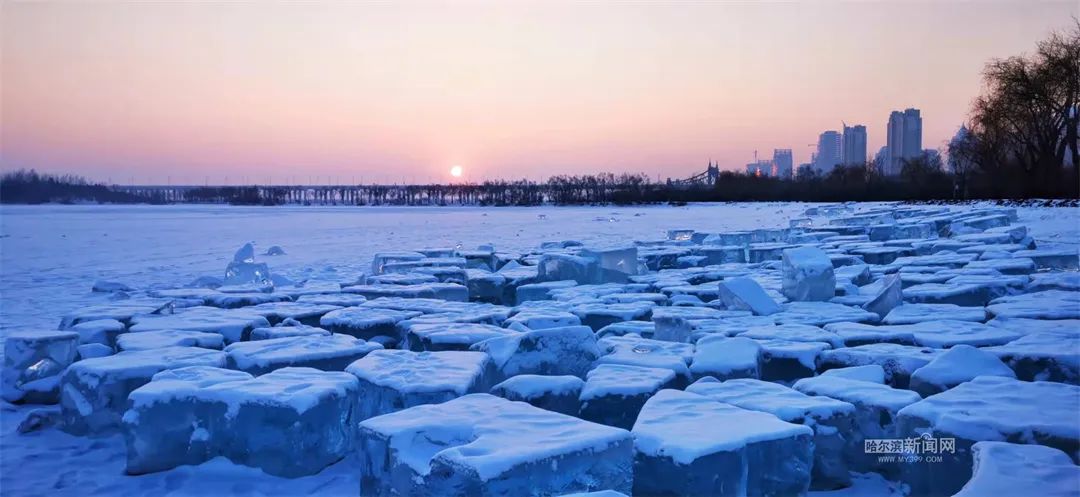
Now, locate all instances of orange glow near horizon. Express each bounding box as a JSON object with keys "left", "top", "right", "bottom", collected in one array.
[{"left": 1, "top": 1, "right": 1076, "bottom": 184}]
